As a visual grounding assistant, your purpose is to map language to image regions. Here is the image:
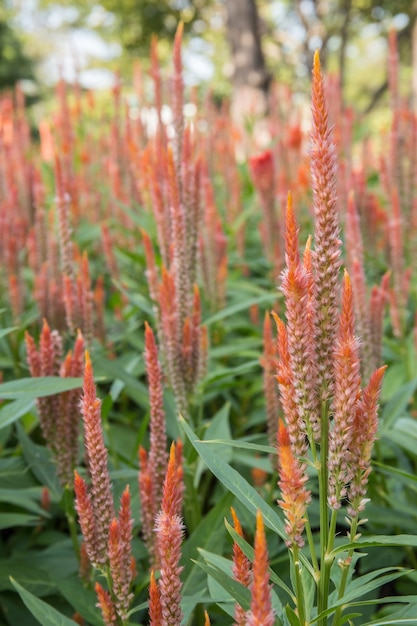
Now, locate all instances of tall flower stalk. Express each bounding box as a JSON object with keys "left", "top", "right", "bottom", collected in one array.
[
  {"left": 74, "top": 352, "right": 135, "bottom": 625},
  {"left": 273, "top": 51, "right": 386, "bottom": 626}
]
